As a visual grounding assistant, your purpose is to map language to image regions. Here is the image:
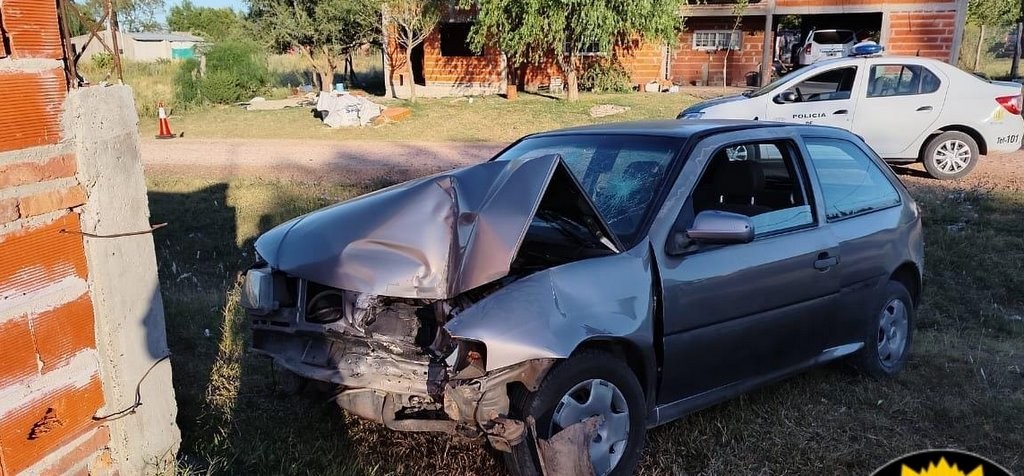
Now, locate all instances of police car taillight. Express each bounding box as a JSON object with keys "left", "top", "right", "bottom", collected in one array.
[
  {"left": 996, "top": 95, "right": 1022, "bottom": 115},
  {"left": 804, "top": 44, "right": 812, "bottom": 55}
]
